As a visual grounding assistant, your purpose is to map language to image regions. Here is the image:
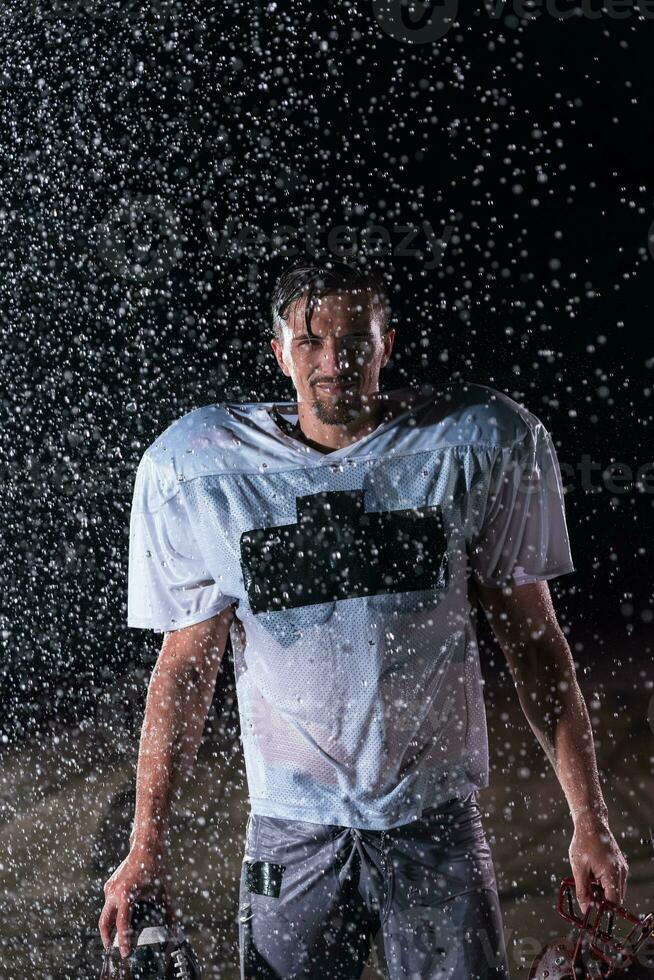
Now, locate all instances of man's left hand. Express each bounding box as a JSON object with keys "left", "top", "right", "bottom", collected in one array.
[{"left": 569, "top": 813, "right": 629, "bottom": 914}]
